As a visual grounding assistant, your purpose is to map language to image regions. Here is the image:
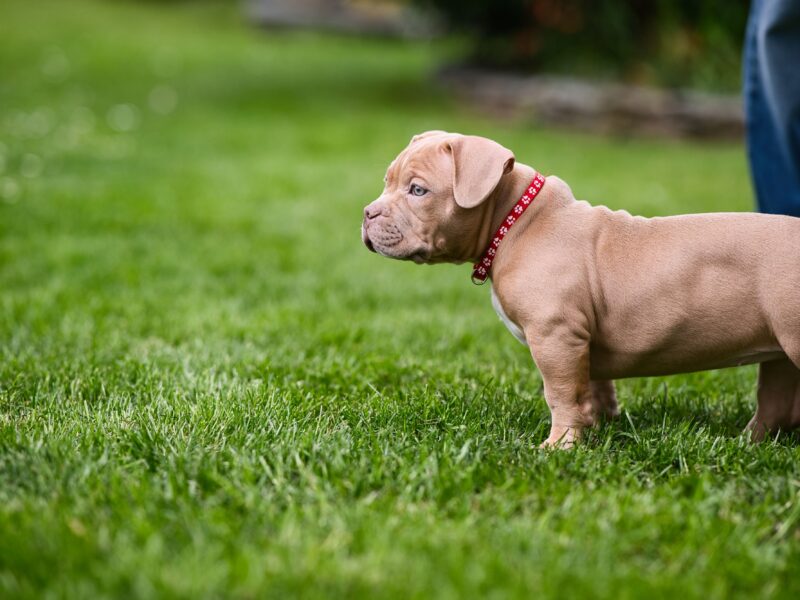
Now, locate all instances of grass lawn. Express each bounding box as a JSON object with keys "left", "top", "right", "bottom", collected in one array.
[{"left": 1, "top": 0, "right": 799, "bottom": 598}]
